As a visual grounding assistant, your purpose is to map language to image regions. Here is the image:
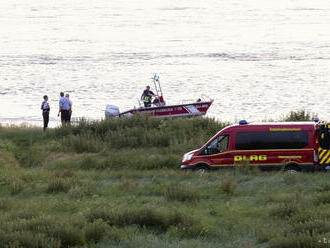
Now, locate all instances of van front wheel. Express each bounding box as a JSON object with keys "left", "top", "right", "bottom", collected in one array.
[
  {"left": 285, "top": 164, "right": 300, "bottom": 174},
  {"left": 195, "top": 164, "right": 210, "bottom": 174}
]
